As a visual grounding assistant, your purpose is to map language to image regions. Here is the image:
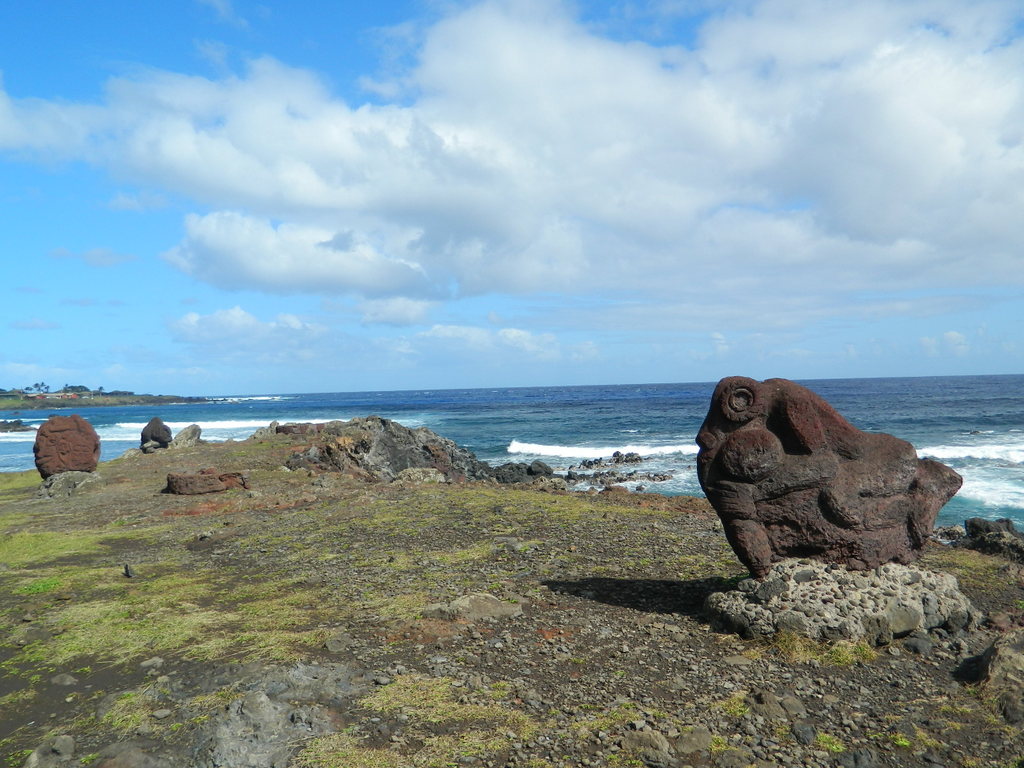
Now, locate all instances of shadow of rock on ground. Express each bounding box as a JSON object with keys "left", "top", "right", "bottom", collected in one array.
[{"left": 542, "top": 575, "right": 743, "bottom": 616}]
